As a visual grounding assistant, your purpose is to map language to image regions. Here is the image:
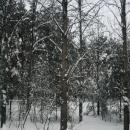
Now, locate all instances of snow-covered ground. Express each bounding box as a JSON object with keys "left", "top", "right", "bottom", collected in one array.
[
  {"left": 0, "top": 101, "right": 124, "bottom": 130},
  {"left": 73, "top": 116, "right": 123, "bottom": 130},
  {"left": 1, "top": 115, "right": 123, "bottom": 130}
]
